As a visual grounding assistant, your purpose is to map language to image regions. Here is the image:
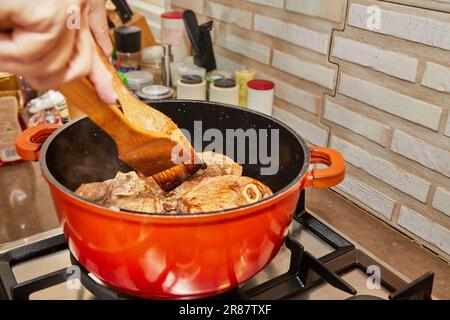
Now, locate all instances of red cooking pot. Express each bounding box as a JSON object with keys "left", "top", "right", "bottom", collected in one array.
[{"left": 16, "top": 100, "right": 344, "bottom": 299}]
